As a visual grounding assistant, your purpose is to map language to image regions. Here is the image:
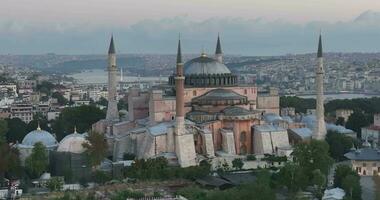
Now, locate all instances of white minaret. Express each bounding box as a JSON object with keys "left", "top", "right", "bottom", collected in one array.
[
  {"left": 313, "top": 33, "right": 327, "bottom": 140},
  {"left": 106, "top": 36, "right": 120, "bottom": 122},
  {"left": 120, "top": 67, "right": 123, "bottom": 82}
]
